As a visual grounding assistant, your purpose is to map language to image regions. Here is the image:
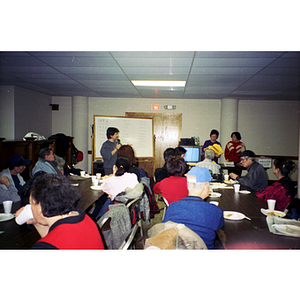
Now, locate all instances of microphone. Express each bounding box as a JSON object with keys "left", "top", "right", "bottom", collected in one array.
[{"left": 117, "top": 139, "right": 122, "bottom": 145}]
